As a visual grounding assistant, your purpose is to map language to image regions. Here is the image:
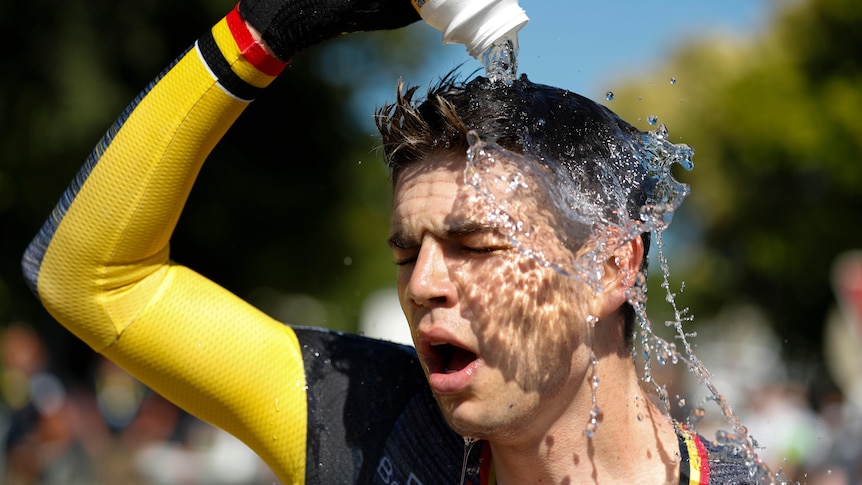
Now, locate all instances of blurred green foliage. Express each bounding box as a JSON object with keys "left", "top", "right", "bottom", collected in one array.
[{"left": 610, "top": 0, "right": 862, "bottom": 371}]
